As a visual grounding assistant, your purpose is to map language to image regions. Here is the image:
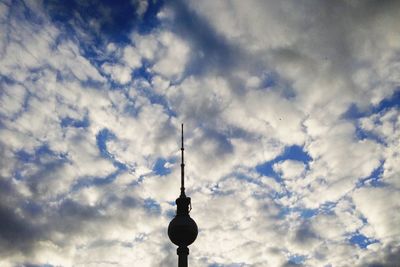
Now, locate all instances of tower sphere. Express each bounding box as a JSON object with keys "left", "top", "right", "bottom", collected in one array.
[{"left": 168, "top": 214, "right": 198, "bottom": 247}]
